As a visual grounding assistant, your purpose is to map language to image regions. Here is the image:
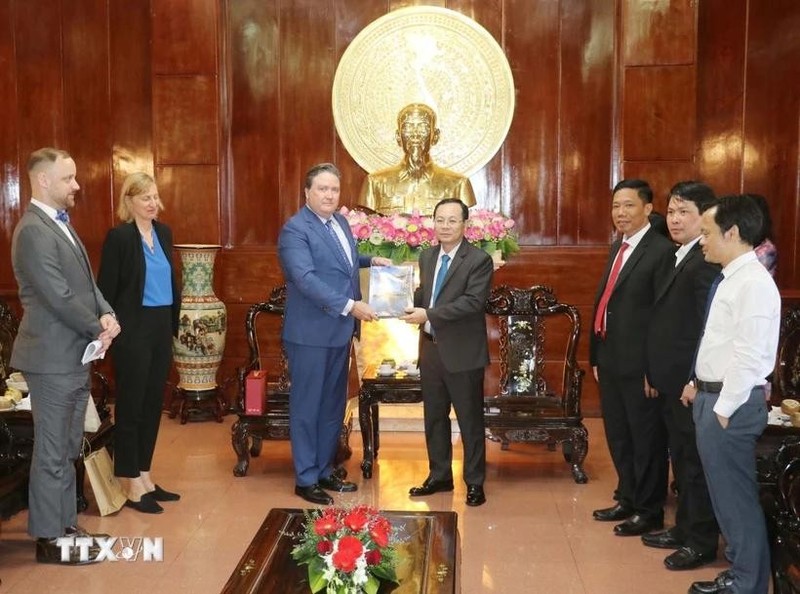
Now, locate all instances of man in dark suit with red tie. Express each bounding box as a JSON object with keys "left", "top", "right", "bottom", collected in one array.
[
  {"left": 590, "top": 179, "right": 675, "bottom": 535},
  {"left": 641, "top": 181, "right": 721, "bottom": 570}
]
